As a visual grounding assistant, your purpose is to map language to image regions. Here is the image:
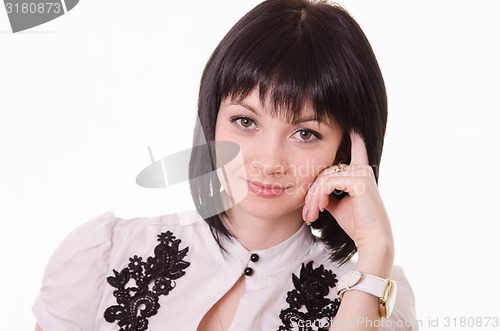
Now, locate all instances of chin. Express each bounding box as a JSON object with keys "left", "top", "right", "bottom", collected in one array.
[{"left": 234, "top": 194, "right": 303, "bottom": 221}]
